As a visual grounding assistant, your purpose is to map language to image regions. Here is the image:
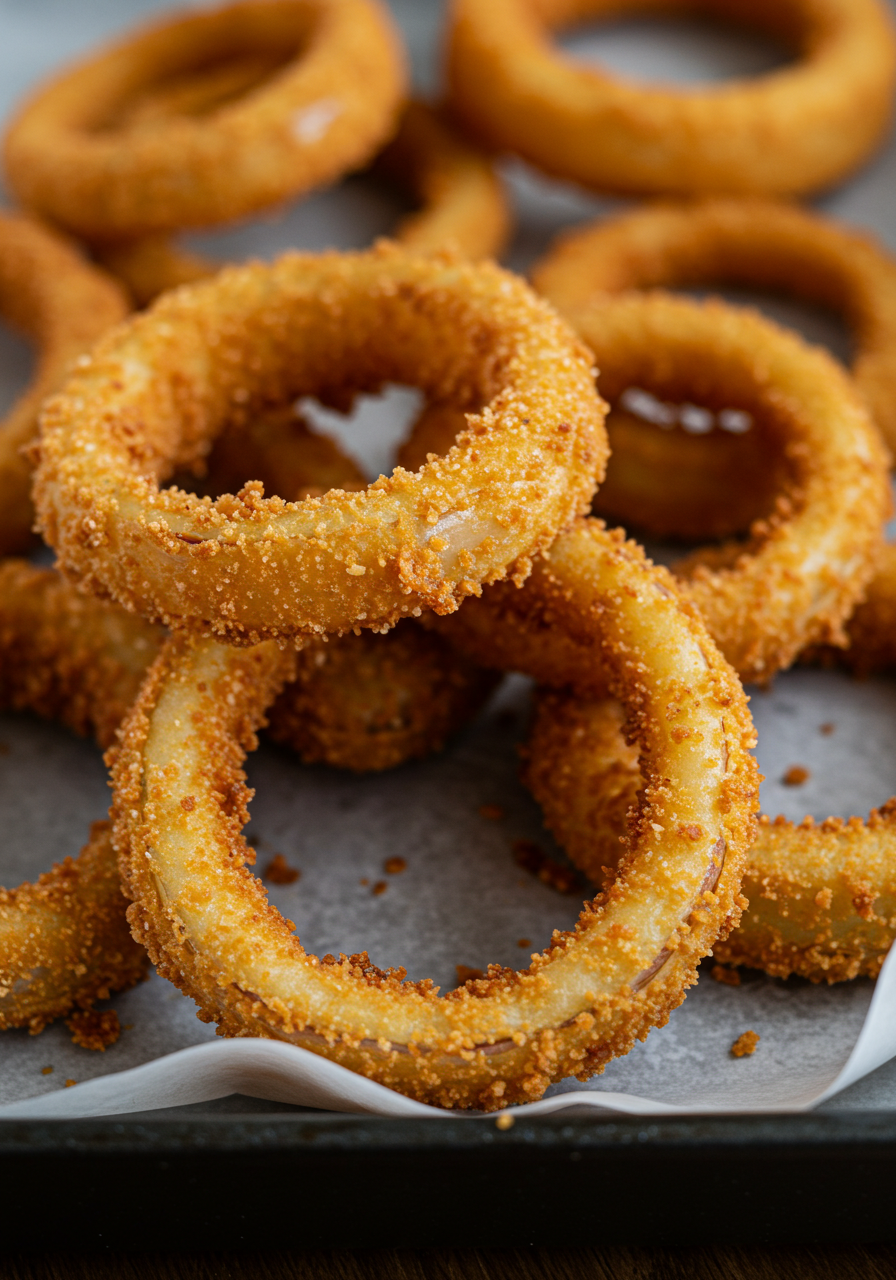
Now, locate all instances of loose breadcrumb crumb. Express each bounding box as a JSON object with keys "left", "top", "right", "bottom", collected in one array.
[
  {"left": 41, "top": 1066, "right": 53, "bottom": 1075},
  {"left": 783, "top": 766, "right": 810, "bottom": 786},
  {"left": 479, "top": 804, "right": 505, "bottom": 821},
  {"left": 495, "top": 1113, "right": 515, "bottom": 1130},
  {"left": 372, "top": 880, "right": 387, "bottom": 896},
  {"left": 819, "top": 723, "right": 835, "bottom": 736},
  {"left": 731, "top": 1030, "right": 760, "bottom": 1058},
  {"left": 64, "top": 1079, "right": 76, "bottom": 1088},
  {"left": 384, "top": 856, "right": 407, "bottom": 875},
  {"left": 711, "top": 964, "right": 741, "bottom": 987},
  {"left": 66, "top": 1009, "right": 121, "bottom": 1051},
  {"left": 512, "top": 839, "right": 580, "bottom": 894},
  {"left": 517, "top": 937, "right": 531, "bottom": 949},
  {"left": 264, "top": 854, "right": 300, "bottom": 885},
  {"left": 456, "top": 964, "right": 484, "bottom": 985}
]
